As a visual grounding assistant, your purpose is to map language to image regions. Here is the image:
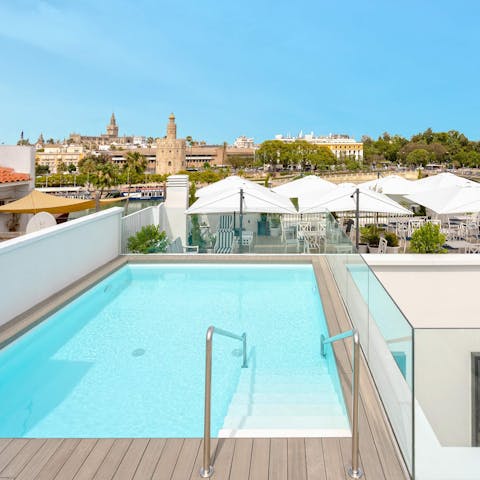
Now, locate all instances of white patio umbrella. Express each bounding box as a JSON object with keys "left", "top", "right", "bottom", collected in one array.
[
  {"left": 195, "top": 175, "right": 266, "bottom": 198},
  {"left": 405, "top": 184, "right": 480, "bottom": 214},
  {"left": 299, "top": 184, "right": 413, "bottom": 215},
  {"left": 359, "top": 175, "right": 417, "bottom": 195},
  {"left": 187, "top": 185, "right": 297, "bottom": 214},
  {"left": 272, "top": 175, "right": 336, "bottom": 198},
  {"left": 413, "top": 172, "right": 477, "bottom": 192}
]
